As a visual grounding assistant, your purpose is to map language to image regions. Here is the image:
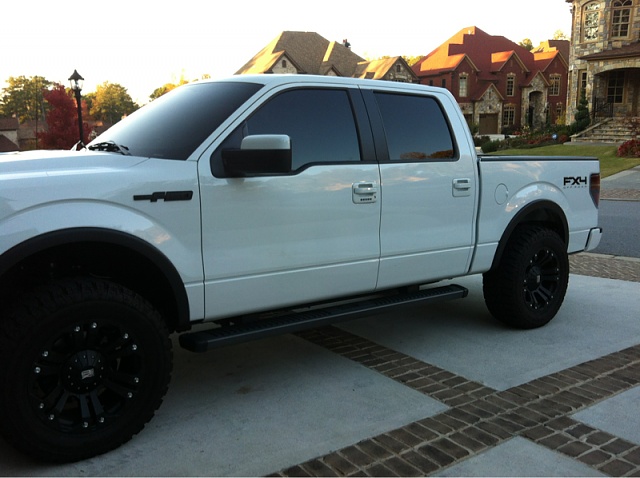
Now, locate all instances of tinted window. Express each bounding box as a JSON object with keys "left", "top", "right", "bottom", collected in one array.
[
  {"left": 374, "top": 92, "right": 456, "bottom": 161},
  {"left": 213, "top": 88, "right": 361, "bottom": 174},
  {"left": 89, "top": 82, "right": 262, "bottom": 160}
]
